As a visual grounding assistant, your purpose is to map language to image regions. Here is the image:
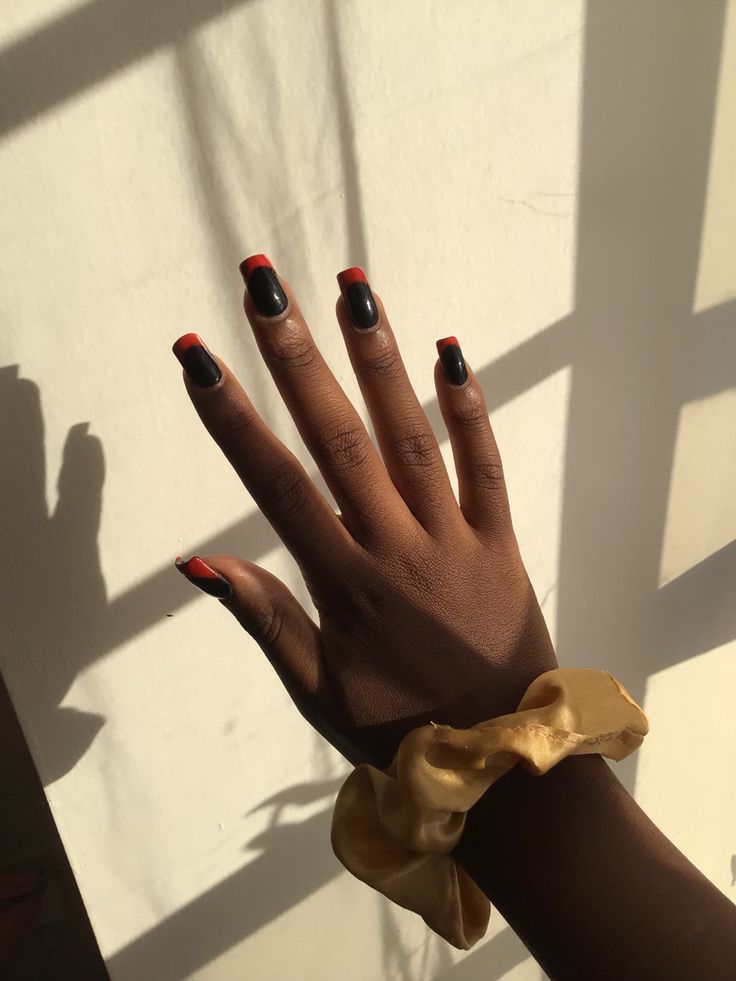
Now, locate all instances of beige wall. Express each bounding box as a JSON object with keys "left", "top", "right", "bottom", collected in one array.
[{"left": 1, "top": 1, "right": 735, "bottom": 978}]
